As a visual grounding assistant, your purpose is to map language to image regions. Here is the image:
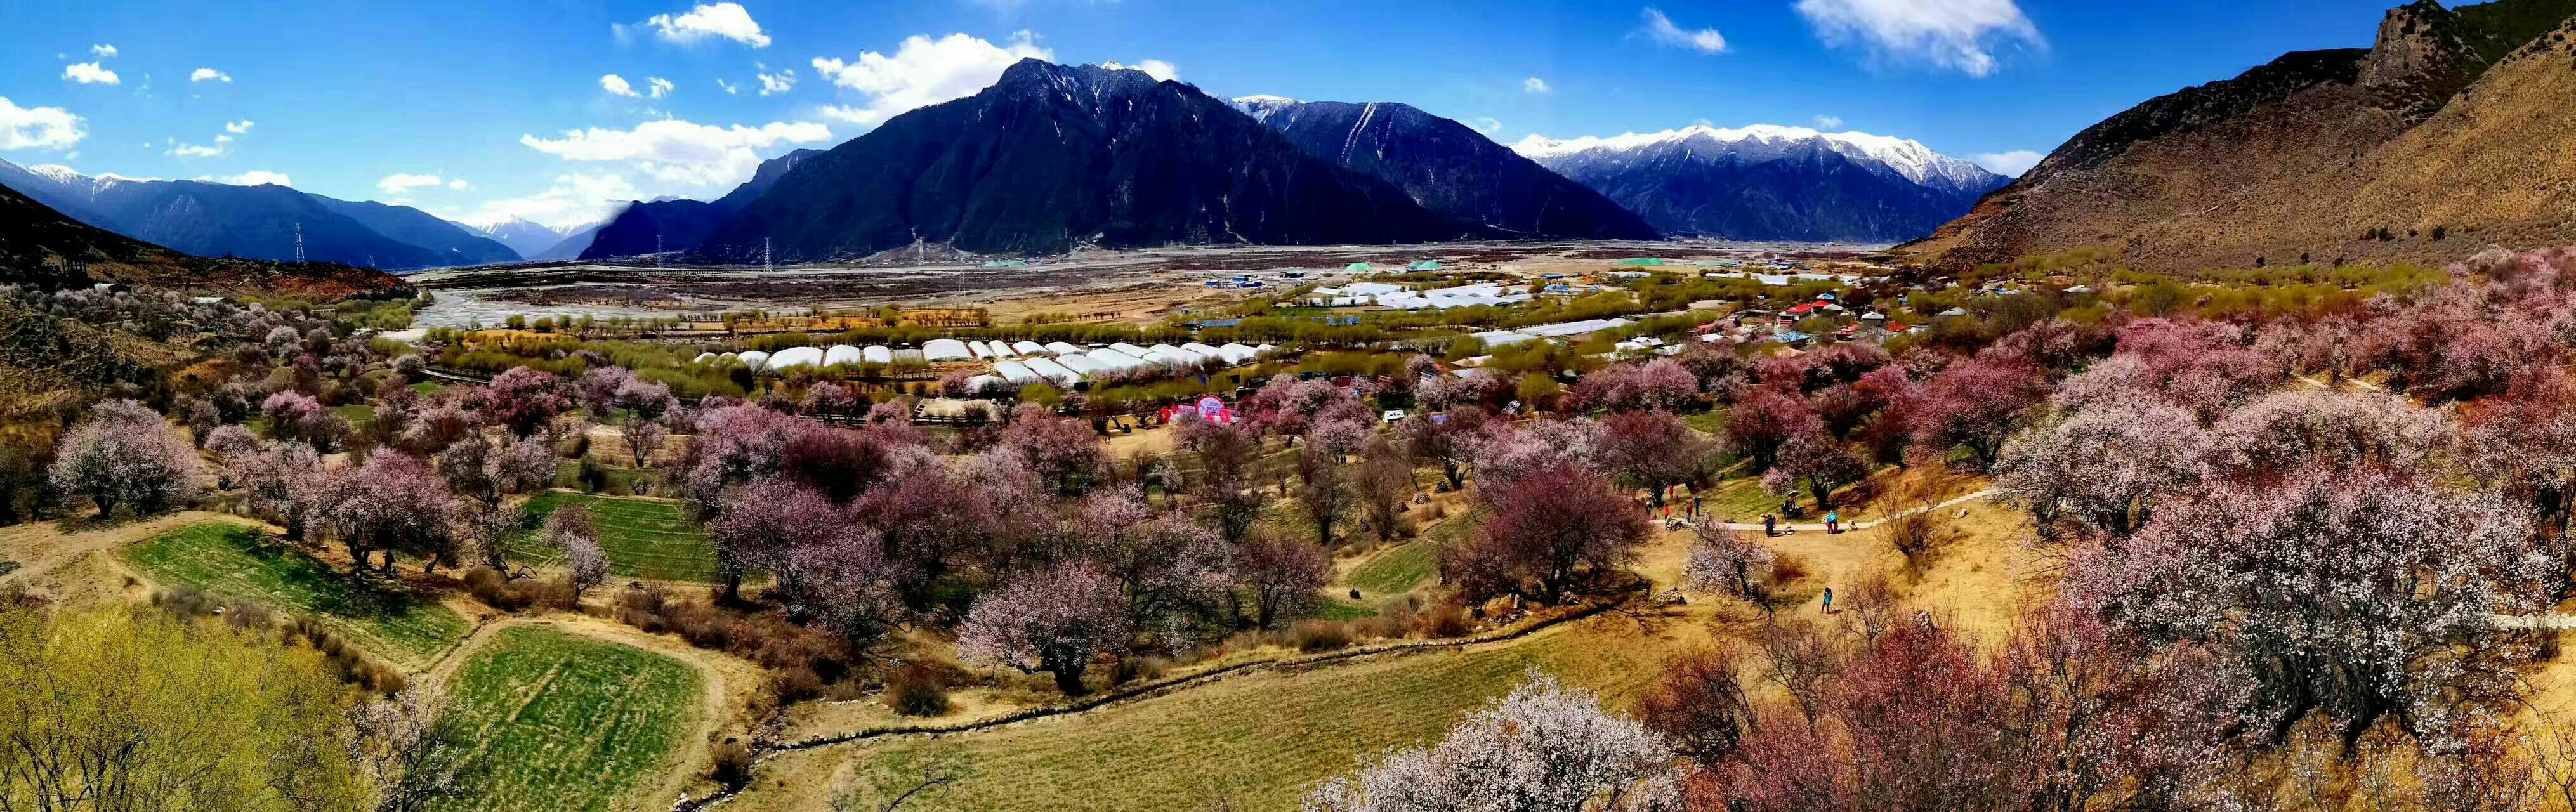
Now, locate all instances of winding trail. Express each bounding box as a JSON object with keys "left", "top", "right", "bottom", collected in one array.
[{"left": 1710, "top": 488, "right": 1999, "bottom": 534}]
